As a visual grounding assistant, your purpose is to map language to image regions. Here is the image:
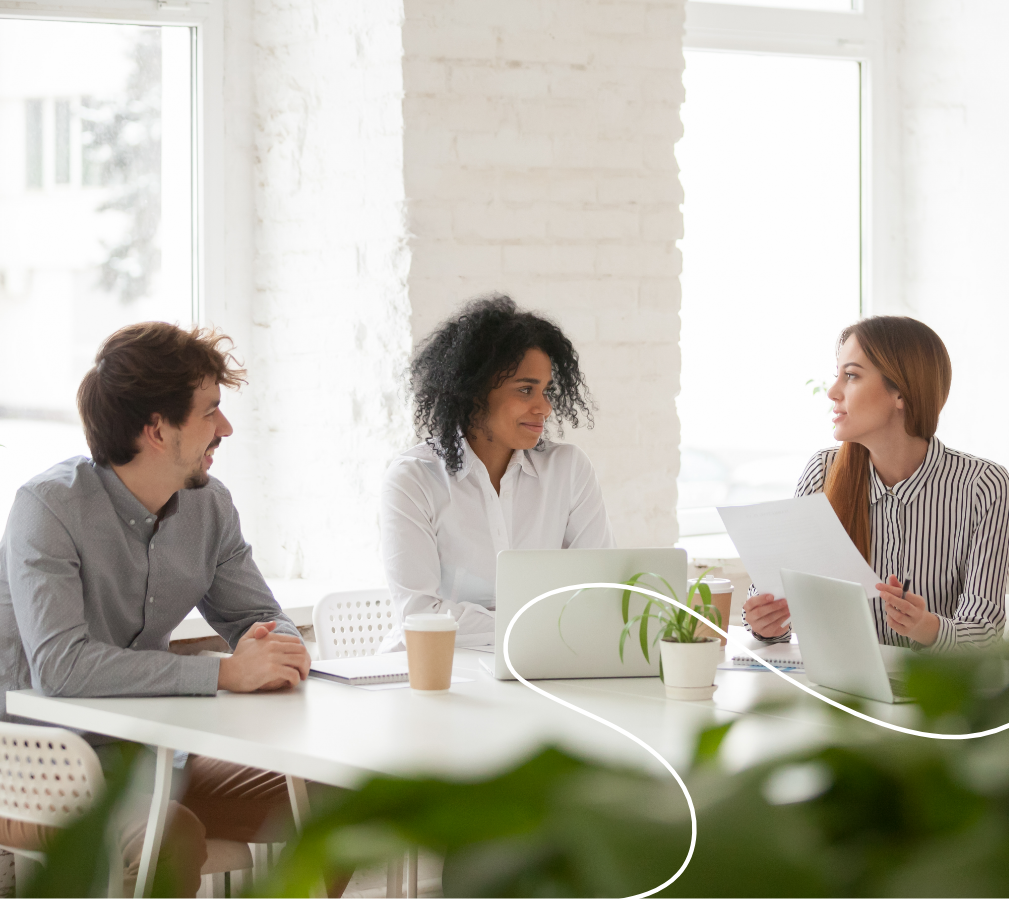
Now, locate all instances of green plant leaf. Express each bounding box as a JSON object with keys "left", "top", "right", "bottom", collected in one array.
[
  {"left": 621, "top": 572, "right": 652, "bottom": 625},
  {"left": 639, "top": 600, "right": 652, "bottom": 662},
  {"left": 692, "top": 721, "right": 735, "bottom": 767}
]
